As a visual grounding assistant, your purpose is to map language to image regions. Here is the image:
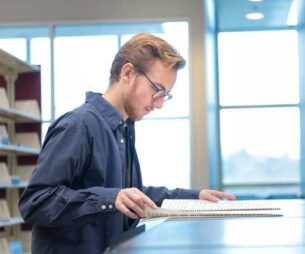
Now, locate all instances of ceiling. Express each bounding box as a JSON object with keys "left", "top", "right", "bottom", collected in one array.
[{"left": 215, "top": 0, "right": 296, "bottom": 31}]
